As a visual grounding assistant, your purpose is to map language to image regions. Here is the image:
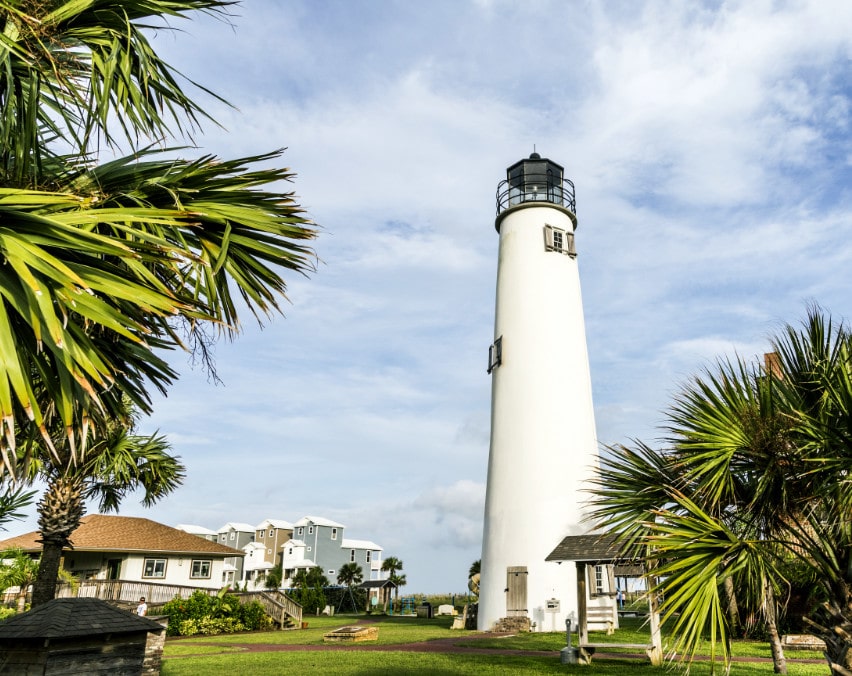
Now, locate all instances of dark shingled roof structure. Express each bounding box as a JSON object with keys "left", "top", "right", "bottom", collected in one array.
[
  {"left": 545, "top": 533, "right": 629, "bottom": 563},
  {"left": 0, "top": 598, "right": 163, "bottom": 639},
  {"left": 359, "top": 580, "right": 398, "bottom": 590}
]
